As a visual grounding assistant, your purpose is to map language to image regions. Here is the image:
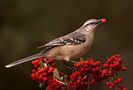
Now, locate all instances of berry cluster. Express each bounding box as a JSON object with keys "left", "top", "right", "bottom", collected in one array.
[
  {"left": 31, "top": 54, "right": 127, "bottom": 90},
  {"left": 47, "top": 79, "right": 63, "bottom": 90},
  {"left": 103, "top": 54, "right": 127, "bottom": 71},
  {"left": 103, "top": 54, "right": 127, "bottom": 90},
  {"left": 69, "top": 71, "right": 88, "bottom": 90},
  {"left": 70, "top": 55, "right": 127, "bottom": 90},
  {"left": 69, "top": 59, "right": 102, "bottom": 90},
  {"left": 31, "top": 57, "right": 63, "bottom": 90}
]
